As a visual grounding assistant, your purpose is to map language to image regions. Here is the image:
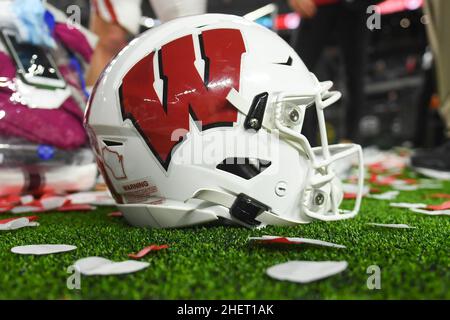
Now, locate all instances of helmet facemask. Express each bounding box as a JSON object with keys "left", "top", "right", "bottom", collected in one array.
[{"left": 227, "top": 73, "right": 364, "bottom": 223}]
